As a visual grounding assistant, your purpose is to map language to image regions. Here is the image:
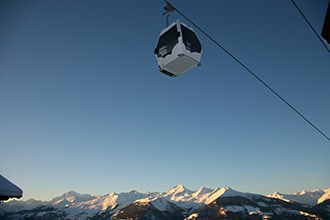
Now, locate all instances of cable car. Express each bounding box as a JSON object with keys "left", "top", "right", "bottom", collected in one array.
[{"left": 154, "top": 20, "right": 202, "bottom": 77}]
